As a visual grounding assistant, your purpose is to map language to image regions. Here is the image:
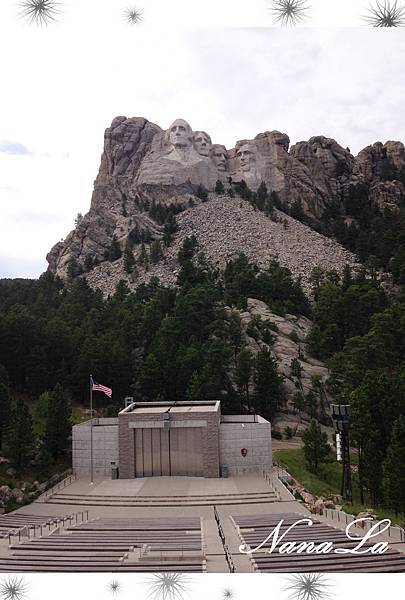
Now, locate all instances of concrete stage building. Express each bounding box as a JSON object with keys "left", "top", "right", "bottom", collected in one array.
[{"left": 73, "top": 401, "right": 272, "bottom": 478}]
